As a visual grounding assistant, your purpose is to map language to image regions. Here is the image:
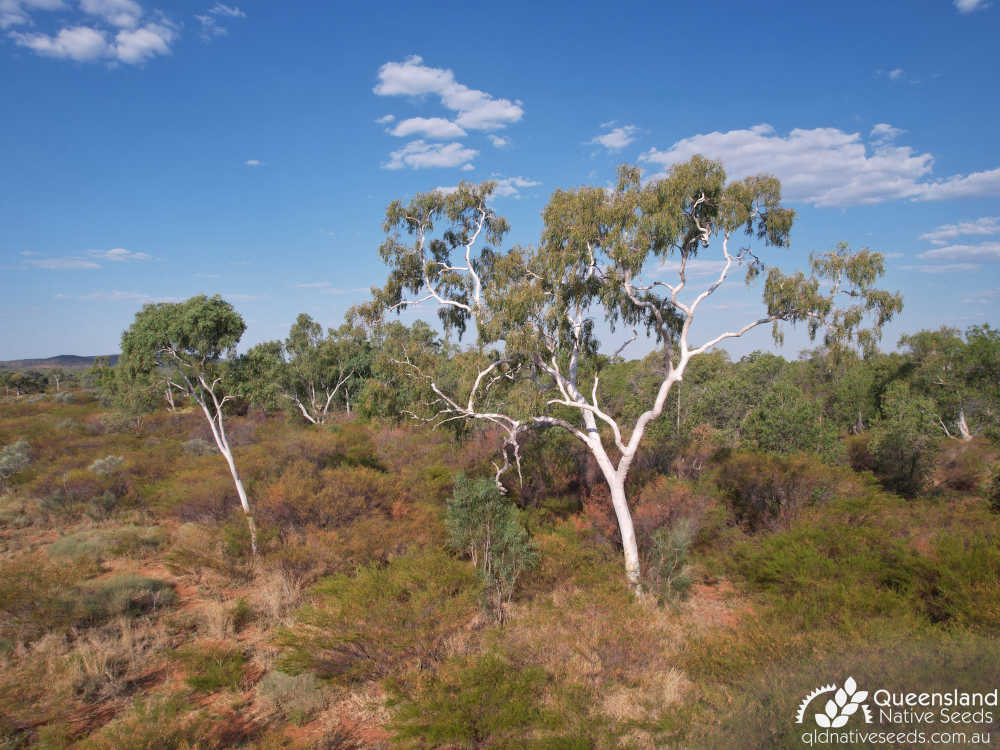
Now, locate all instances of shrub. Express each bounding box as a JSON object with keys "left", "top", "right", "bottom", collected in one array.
[
  {"left": 77, "top": 693, "right": 207, "bottom": 750},
  {"left": 47, "top": 526, "right": 167, "bottom": 563},
  {"left": 181, "top": 437, "right": 217, "bottom": 456},
  {"left": 0, "top": 439, "right": 30, "bottom": 487},
  {"left": 742, "top": 382, "right": 841, "bottom": 461},
  {"left": 645, "top": 519, "right": 694, "bottom": 604},
  {"left": 177, "top": 642, "right": 247, "bottom": 692},
  {"left": 935, "top": 438, "right": 996, "bottom": 493},
  {"left": 446, "top": 475, "right": 538, "bottom": 622},
  {"left": 53, "top": 391, "right": 73, "bottom": 403},
  {"left": 713, "top": 452, "right": 859, "bottom": 533},
  {"left": 388, "top": 653, "right": 552, "bottom": 749},
  {"left": 869, "top": 381, "right": 940, "bottom": 497},
  {"left": 75, "top": 575, "right": 176, "bottom": 625},
  {"left": 257, "top": 670, "right": 327, "bottom": 725},
  {"left": 88, "top": 455, "right": 124, "bottom": 476},
  {"left": 280, "top": 548, "right": 478, "bottom": 682}
]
